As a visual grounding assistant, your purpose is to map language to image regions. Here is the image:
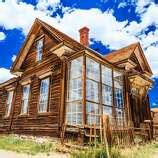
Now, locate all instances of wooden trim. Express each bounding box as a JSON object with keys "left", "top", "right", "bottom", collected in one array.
[
  {"left": 85, "top": 50, "right": 125, "bottom": 73},
  {"left": 37, "top": 76, "right": 51, "bottom": 114},
  {"left": 99, "top": 63, "right": 103, "bottom": 118},
  {"left": 60, "top": 59, "right": 66, "bottom": 127},
  {"left": 112, "top": 69, "right": 116, "bottom": 118},
  {"left": 82, "top": 55, "right": 86, "bottom": 126}
]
